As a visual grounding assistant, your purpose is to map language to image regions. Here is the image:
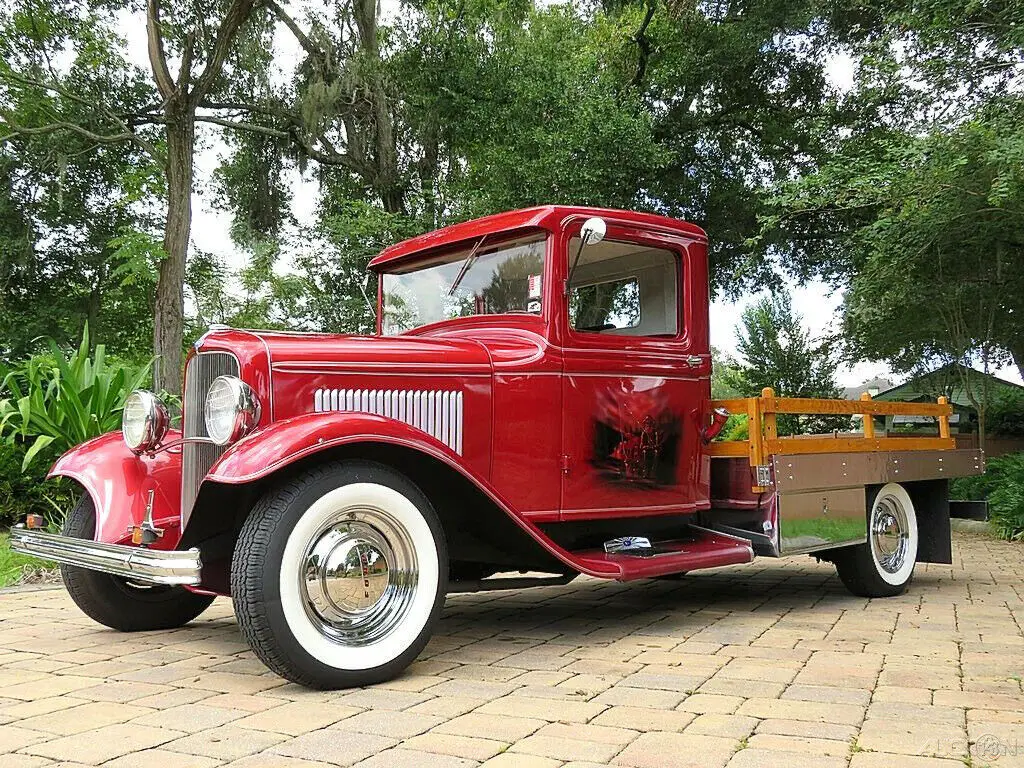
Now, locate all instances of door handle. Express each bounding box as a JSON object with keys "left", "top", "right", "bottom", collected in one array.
[{"left": 686, "top": 355, "right": 703, "bottom": 367}]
